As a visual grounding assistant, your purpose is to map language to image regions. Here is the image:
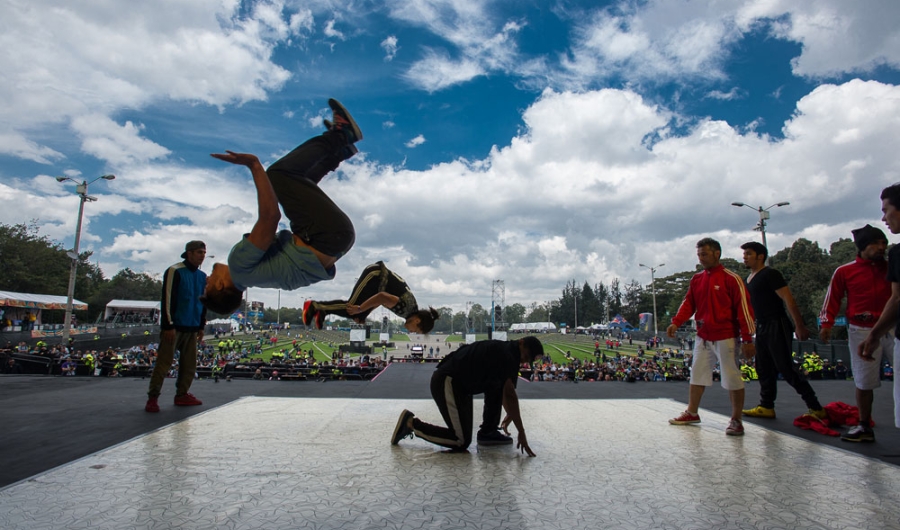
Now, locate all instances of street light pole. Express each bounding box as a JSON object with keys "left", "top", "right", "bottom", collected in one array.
[
  {"left": 57, "top": 175, "right": 115, "bottom": 349},
  {"left": 731, "top": 201, "right": 790, "bottom": 251},
  {"left": 639, "top": 263, "right": 665, "bottom": 338}
]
